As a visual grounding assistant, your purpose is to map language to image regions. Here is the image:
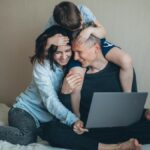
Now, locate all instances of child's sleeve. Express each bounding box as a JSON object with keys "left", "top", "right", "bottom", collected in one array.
[
  {"left": 79, "top": 5, "right": 96, "bottom": 23},
  {"left": 65, "top": 59, "right": 82, "bottom": 75},
  {"left": 100, "top": 38, "right": 121, "bottom": 56}
]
